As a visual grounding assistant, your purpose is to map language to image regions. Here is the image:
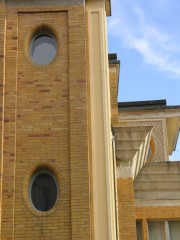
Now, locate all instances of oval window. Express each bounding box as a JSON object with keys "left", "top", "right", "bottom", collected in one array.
[
  {"left": 30, "top": 170, "right": 58, "bottom": 212},
  {"left": 30, "top": 33, "right": 57, "bottom": 65}
]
